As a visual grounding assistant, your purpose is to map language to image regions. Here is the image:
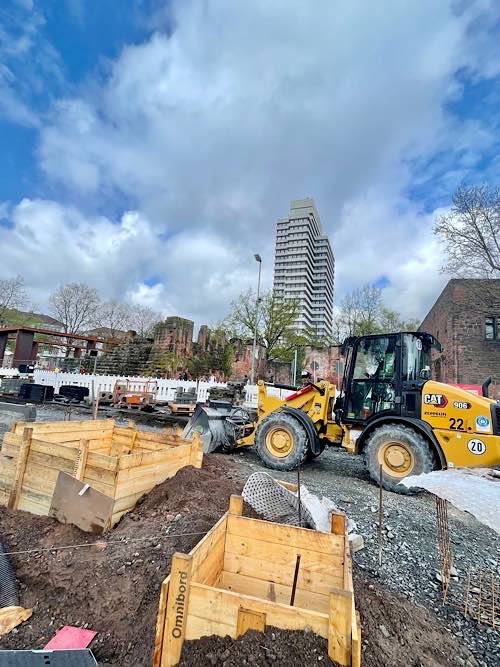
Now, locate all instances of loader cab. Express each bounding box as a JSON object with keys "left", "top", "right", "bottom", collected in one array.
[{"left": 339, "top": 332, "right": 440, "bottom": 426}]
